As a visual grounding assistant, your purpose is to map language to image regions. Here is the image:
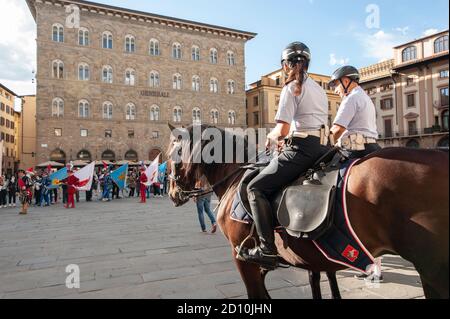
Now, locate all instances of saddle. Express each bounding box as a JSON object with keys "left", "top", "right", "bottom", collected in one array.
[{"left": 231, "top": 148, "right": 348, "bottom": 240}]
